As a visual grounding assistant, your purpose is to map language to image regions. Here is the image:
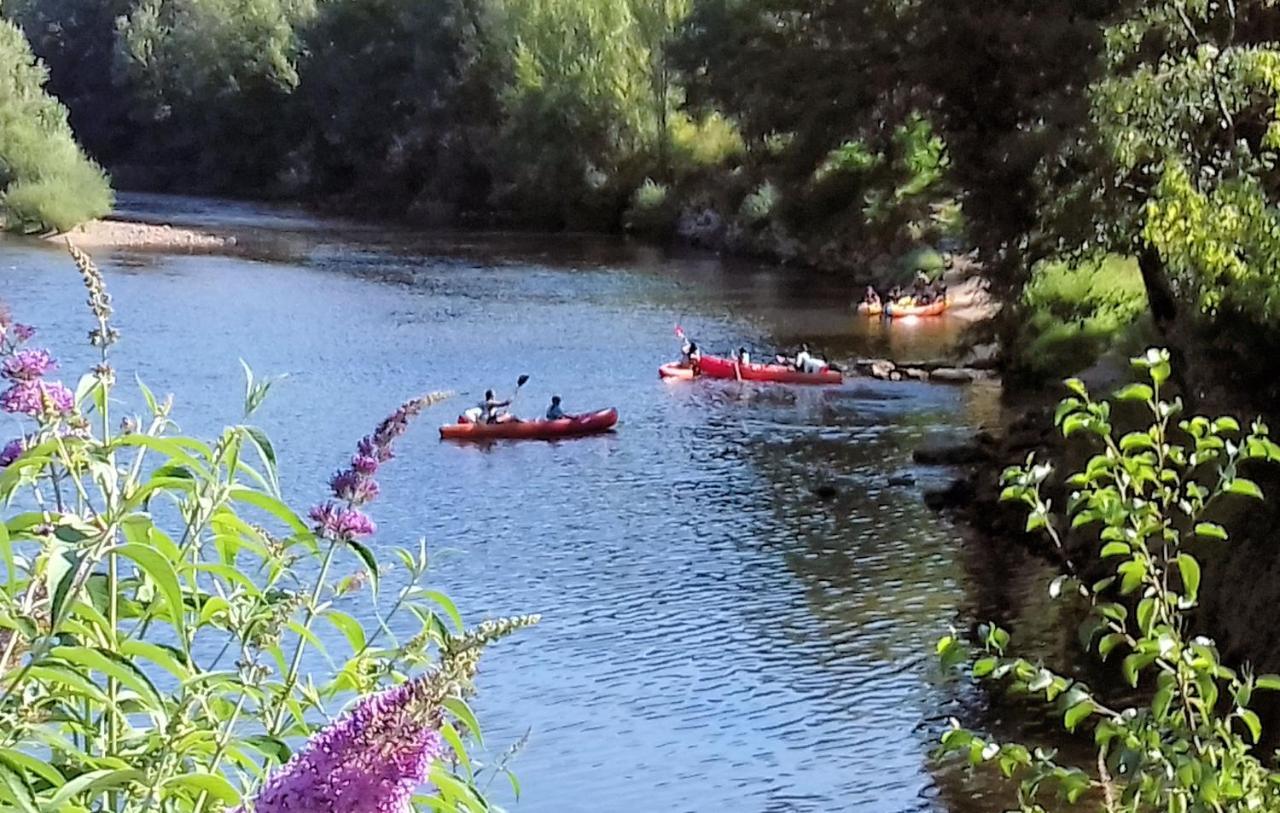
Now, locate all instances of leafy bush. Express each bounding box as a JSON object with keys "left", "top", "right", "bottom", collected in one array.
[
  {"left": 0, "top": 245, "right": 531, "bottom": 811},
  {"left": 939, "top": 349, "right": 1280, "bottom": 812},
  {"left": 1014, "top": 256, "right": 1149, "bottom": 379},
  {"left": 812, "top": 139, "right": 881, "bottom": 183},
  {"left": 669, "top": 111, "right": 744, "bottom": 172},
  {"left": 0, "top": 19, "right": 112, "bottom": 232},
  {"left": 623, "top": 178, "right": 674, "bottom": 236},
  {"left": 738, "top": 181, "right": 779, "bottom": 226}
]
